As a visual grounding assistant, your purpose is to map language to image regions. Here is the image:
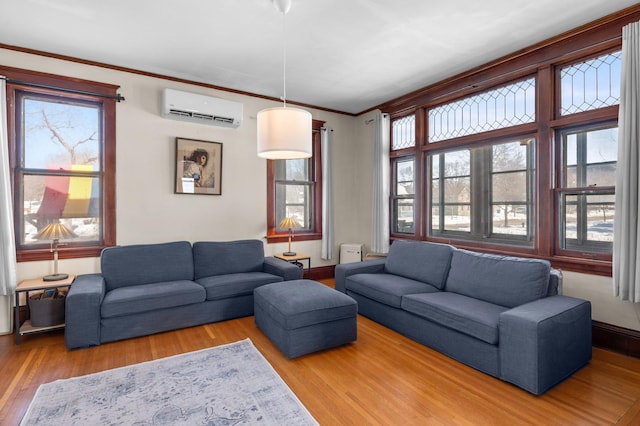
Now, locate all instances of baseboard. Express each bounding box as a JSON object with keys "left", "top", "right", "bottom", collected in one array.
[
  {"left": 305, "top": 265, "right": 335, "bottom": 280},
  {"left": 592, "top": 320, "right": 640, "bottom": 358}
]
